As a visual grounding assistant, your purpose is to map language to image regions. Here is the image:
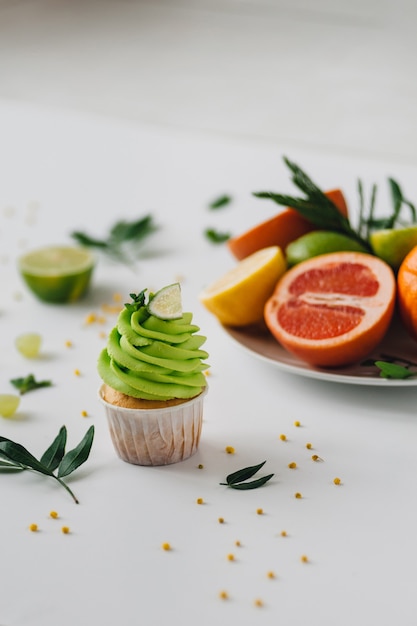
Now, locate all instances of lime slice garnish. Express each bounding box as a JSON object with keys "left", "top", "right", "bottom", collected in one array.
[
  {"left": 0, "top": 394, "right": 20, "bottom": 418},
  {"left": 15, "top": 333, "right": 42, "bottom": 358},
  {"left": 148, "top": 283, "right": 183, "bottom": 320},
  {"left": 18, "top": 246, "right": 95, "bottom": 304}
]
